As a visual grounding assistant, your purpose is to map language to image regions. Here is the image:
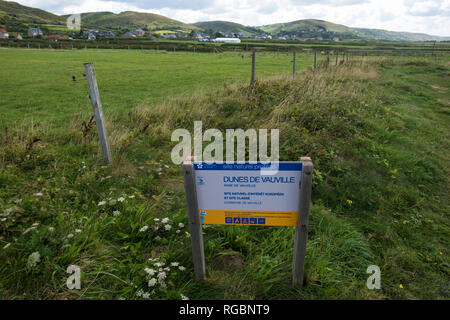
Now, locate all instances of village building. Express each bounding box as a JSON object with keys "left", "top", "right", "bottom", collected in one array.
[
  {"left": 12, "top": 33, "right": 23, "bottom": 40},
  {"left": 134, "top": 28, "right": 145, "bottom": 36},
  {"left": 213, "top": 37, "right": 241, "bottom": 43},
  {"left": 0, "top": 28, "right": 9, "bottom": 39},
  {"left": 121, "top": 31, "right": 136, "bottom": 38},
  {"left": 44, "top": 34, "right": 60, "bottom": 41},
  {"left": 28, "top": 27, "right": 43, "bottom": 37}
]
